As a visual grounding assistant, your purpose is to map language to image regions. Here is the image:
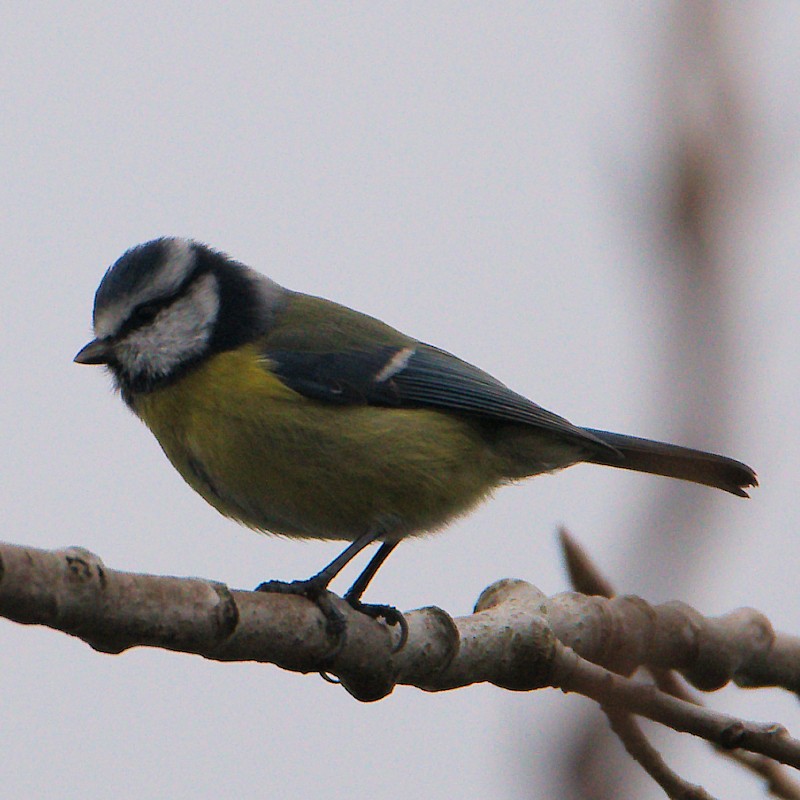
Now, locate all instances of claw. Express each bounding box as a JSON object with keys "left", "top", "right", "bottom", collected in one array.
[
  {"left": 345, "top": 598, "right": 409, "bottom": 652},
  {"left": 256, "top": 578, "right": 347, "bottom": 643},
  {"left": 256, "top": 577, "right": 408, "bottom": 660}
]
